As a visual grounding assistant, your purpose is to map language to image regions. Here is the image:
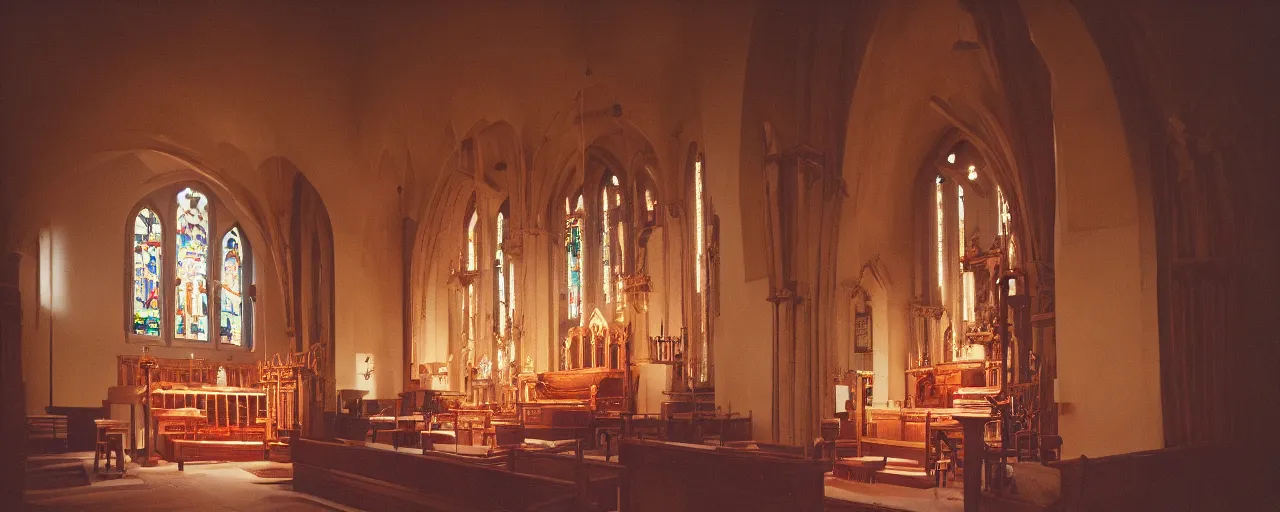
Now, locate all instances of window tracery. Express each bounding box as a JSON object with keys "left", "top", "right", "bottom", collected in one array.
[{"left": 126, "top": 183, "right": 253, "bottom": 350}]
